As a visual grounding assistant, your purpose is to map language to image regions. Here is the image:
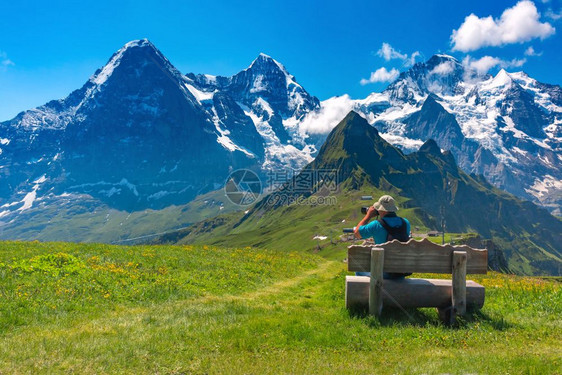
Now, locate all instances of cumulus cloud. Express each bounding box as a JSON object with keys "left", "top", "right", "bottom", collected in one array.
[
  {"left": 298, "top": 95, "right": 356, "bottom": 134},
  {"left": 0, "top": 51, "right": 14, "bottom": 68},
  {"left": 360, "top": 67, "right": 400, "bottom": 85},
  {"left": 430, "top": 61, "right": 456, "bottom": 75},
  {"left": 376, "top": 42, "right": 420, "bottom": 67},
  {"left": 462, "top": 55, "right": 527, "bottom": 75},
  {"left": 451, "top": 1, "right": 555, "bottom": 52},
  {"left": 524, "top": 46, "right": 543, "bottom": 56}
]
